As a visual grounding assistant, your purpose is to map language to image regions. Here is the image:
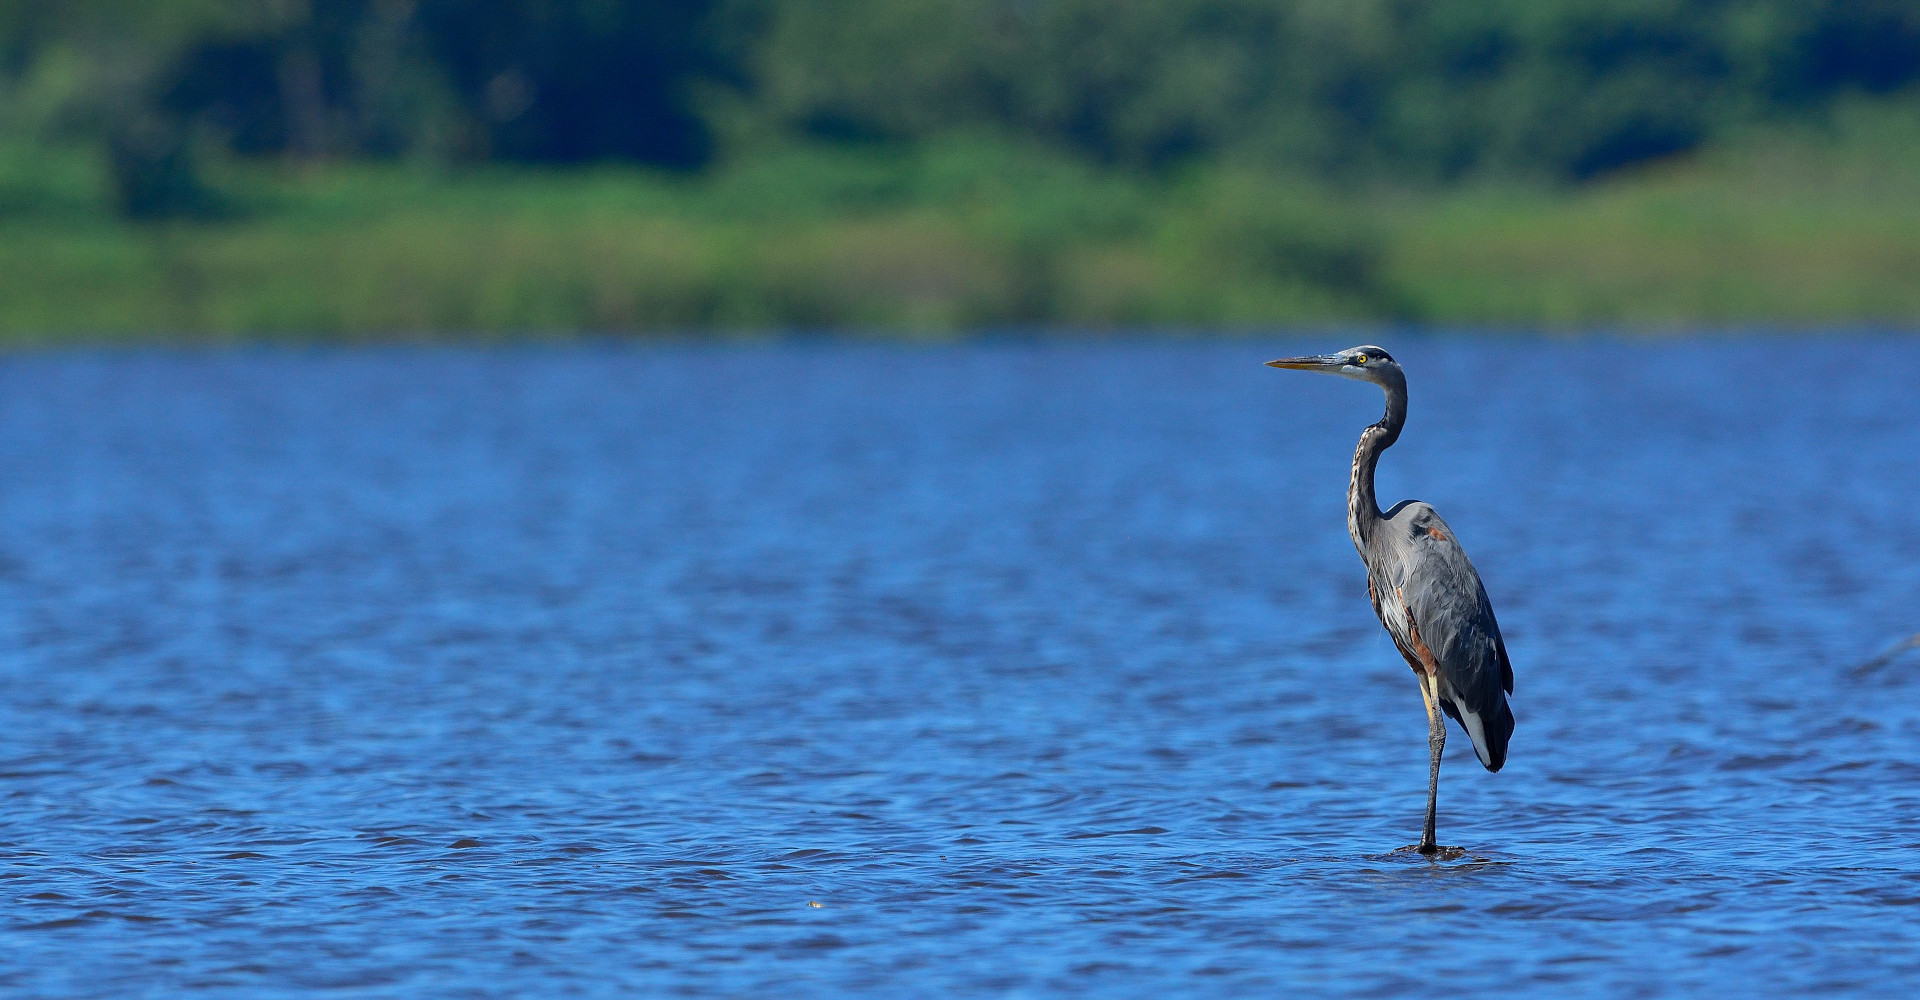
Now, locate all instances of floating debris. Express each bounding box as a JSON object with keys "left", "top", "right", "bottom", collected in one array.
[{"left": 1851, "top": 633, "right": 1920, "bottom": 678}]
